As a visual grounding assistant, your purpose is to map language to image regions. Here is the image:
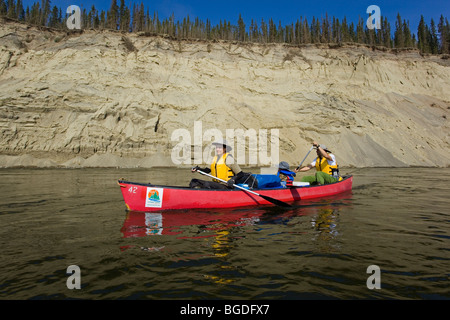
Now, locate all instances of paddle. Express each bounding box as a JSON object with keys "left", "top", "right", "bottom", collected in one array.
[
  {"left": 196, "top": 169, "right": 291, "bottom": 208},
  {"left": 296, "top": 145, "right": 314, "bottom": 170}
]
